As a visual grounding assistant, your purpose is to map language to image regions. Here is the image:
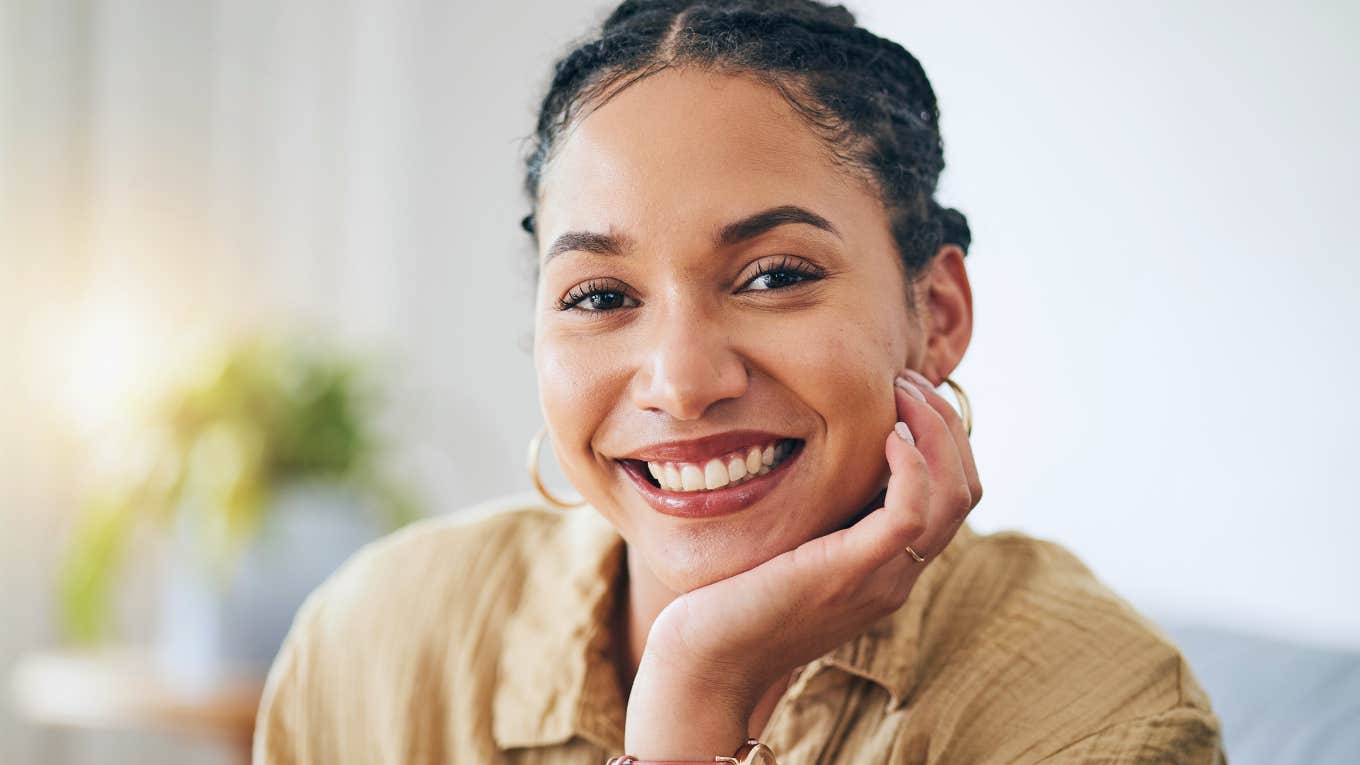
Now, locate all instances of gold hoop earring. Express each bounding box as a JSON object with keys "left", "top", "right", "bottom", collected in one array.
[
  {"left": 527, "top": 426, "right": 586, "bottom": 509},
  {"left": 941, "top": 377, "right": 973, "bottom": 437}
]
